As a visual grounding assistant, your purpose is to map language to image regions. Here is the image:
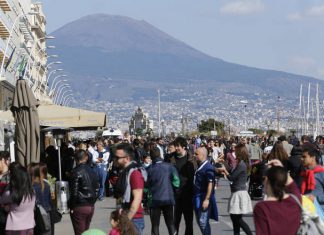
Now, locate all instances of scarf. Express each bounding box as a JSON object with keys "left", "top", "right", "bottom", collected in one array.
[{"left": 300, "top": 165, "right": 324, "bottom": 194}]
